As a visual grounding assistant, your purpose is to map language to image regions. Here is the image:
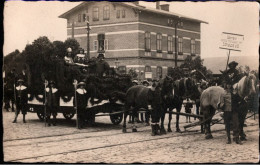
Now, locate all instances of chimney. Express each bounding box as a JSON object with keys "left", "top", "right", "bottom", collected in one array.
[
  {"left": 156, "top": 1, "right": 160, "bottom": 9},
  {"left": 160, "top": 4, "right": 169, "bottom": 11},
  {"left": 132, "top": 1, "right": 139, "bottom": 5}
]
